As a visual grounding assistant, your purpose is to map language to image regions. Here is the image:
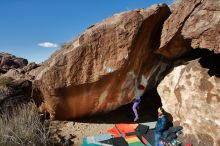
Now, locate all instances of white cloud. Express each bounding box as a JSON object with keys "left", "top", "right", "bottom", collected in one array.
[{"left": 38, "top": 42, "right": 58, "bottom": 48}]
